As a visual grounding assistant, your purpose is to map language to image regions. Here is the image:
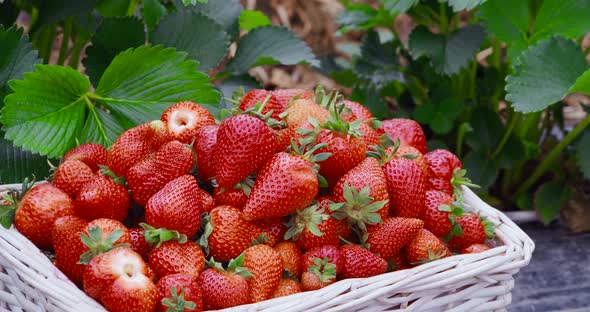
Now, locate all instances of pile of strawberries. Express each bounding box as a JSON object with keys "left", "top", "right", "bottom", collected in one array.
[{"left": 1, "top": 88, "right": 494, "bottom": 312}]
